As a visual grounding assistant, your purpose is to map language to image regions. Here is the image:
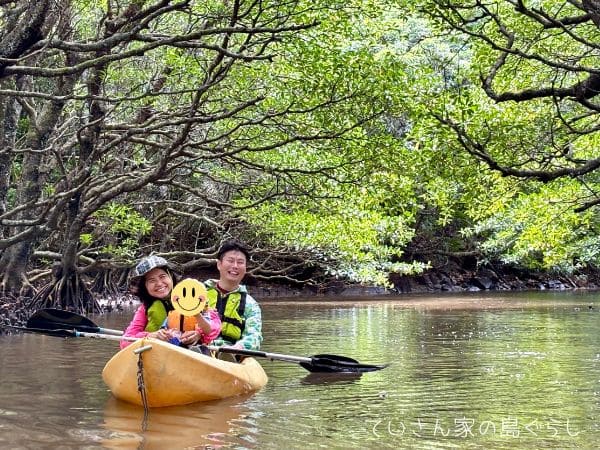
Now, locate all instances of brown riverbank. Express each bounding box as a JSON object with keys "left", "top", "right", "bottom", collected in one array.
[{"left": 248, "top": 264, "right": 600, "bottom": 299}]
